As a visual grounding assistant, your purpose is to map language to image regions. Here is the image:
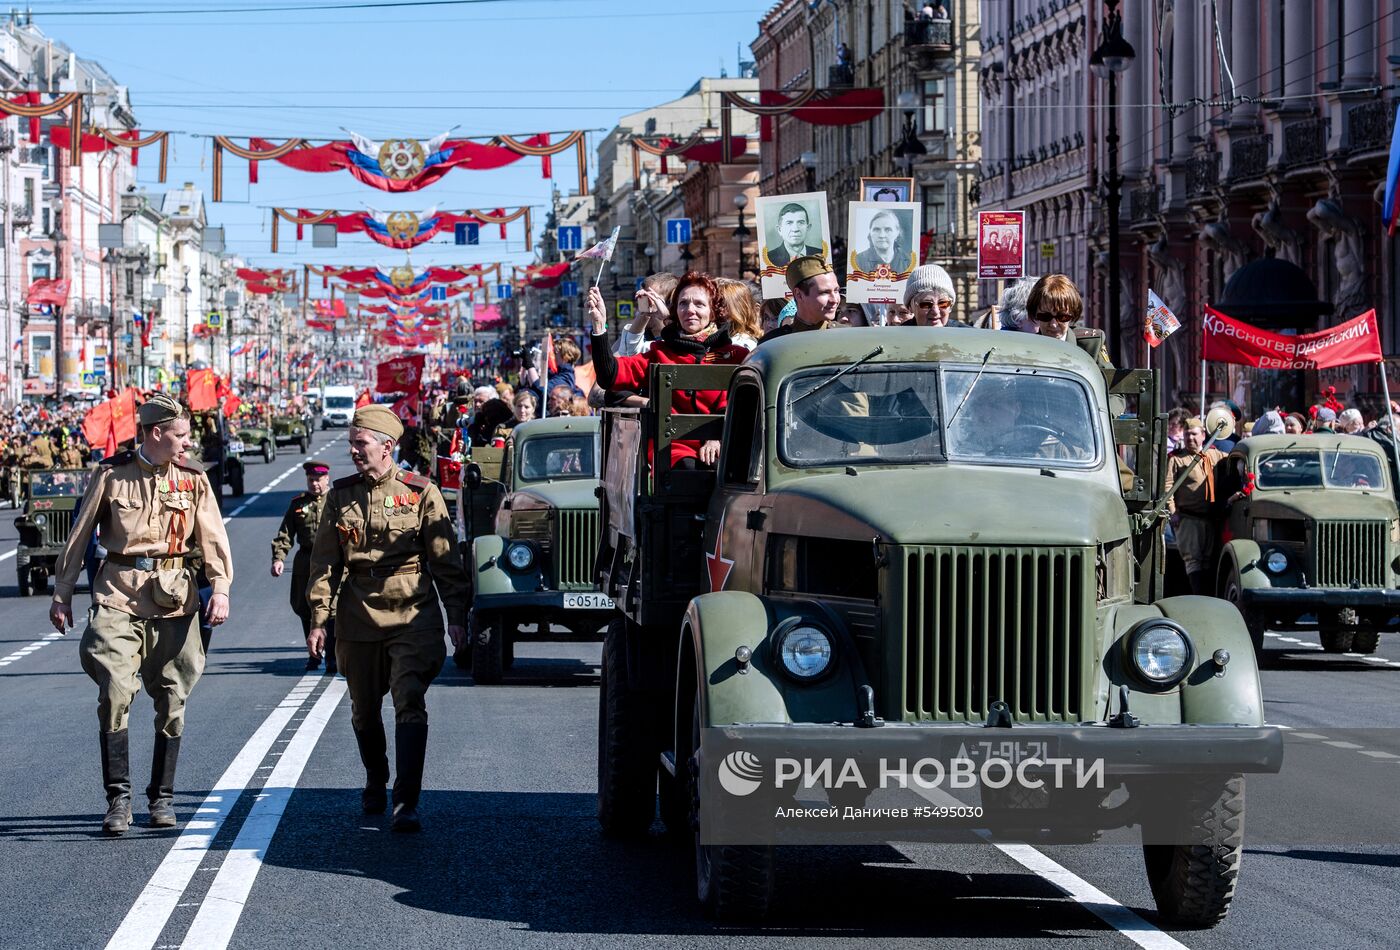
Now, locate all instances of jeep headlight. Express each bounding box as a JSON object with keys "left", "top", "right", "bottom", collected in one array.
[
  {"left": 777, "top": 624, "right": 833, "bottom": 680},
  {"left": 32, "top": 513, "right": 46, "bottom": 527},
  {"left": 1264, "top": 550, "right": 1288, "bottom": 574},
  {"left": 1123, "top": 619, "right": 1194, "bottom": 689},
  {"left": 504, "top": 541, "right": 536, "bottom": 572}
]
